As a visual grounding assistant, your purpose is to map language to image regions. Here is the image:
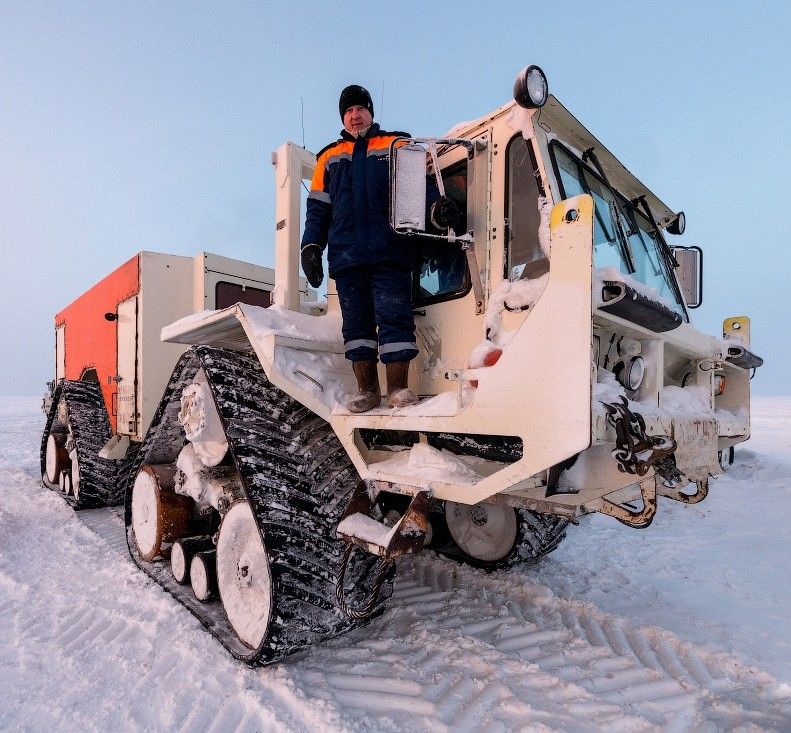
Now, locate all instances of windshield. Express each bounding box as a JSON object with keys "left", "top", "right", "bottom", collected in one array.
[{"left": 550, "top": 142, "right": 685, "bottom": 318}]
